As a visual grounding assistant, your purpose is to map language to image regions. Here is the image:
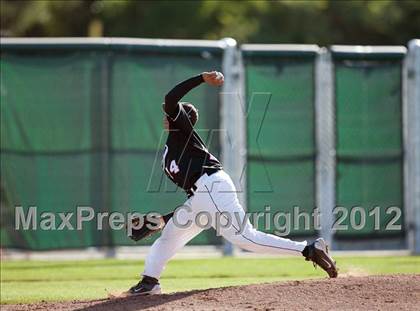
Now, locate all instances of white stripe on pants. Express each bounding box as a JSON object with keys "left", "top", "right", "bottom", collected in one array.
[{"left": 143, "top": 170, "right": 307, "bottom": 279}]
